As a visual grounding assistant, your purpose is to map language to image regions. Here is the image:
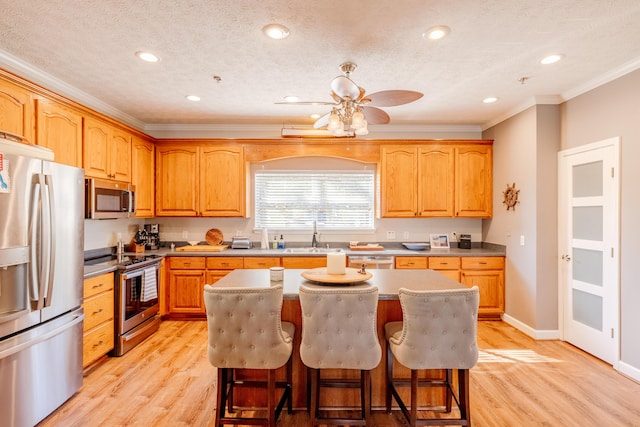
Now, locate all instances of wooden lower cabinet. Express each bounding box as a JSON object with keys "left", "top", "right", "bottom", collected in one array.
[
  {"left": 206, "top": 257, "right": 244, "bottom": 286},
  {"left": 282, "top": 256, "right": 326, "bottom": 269},
  {"left": 428, "top": 256, "right": 461, "bottom": 282},
  {"left": 460, "top": 257, "right": 505, "bottom": 319},
  {"left": 82, "top": 272, "right": 115, "bottom": 369},
  {"left": 167, "top": 257, "right": 206, "bottom": 318},
  {"left": 395, "top": 256, "right": 428, "bottom": 269},
  {"left": 243, "top": 257, "right": 281, "bottom": 269}
]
